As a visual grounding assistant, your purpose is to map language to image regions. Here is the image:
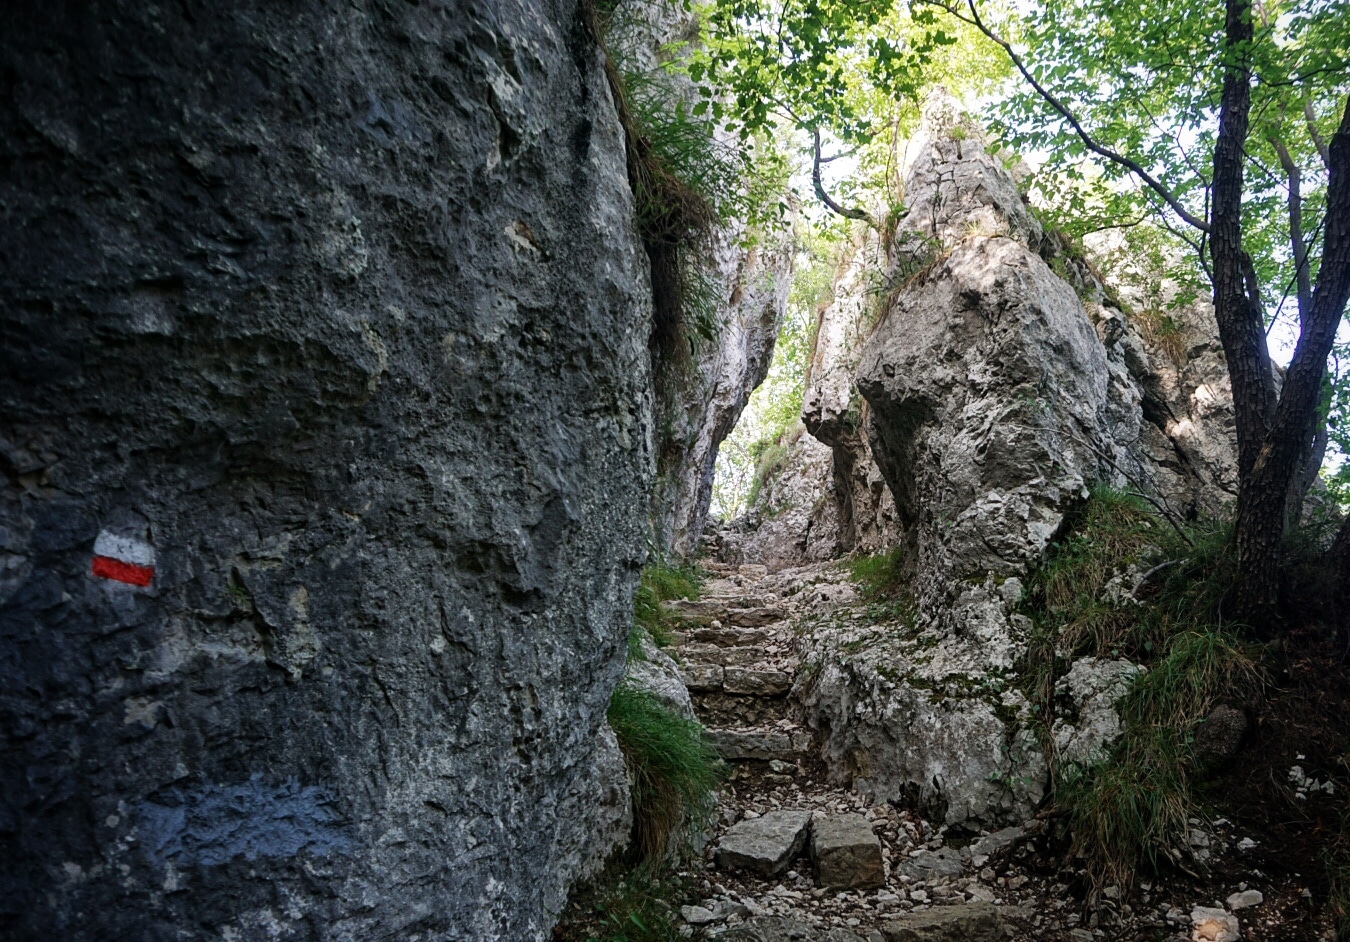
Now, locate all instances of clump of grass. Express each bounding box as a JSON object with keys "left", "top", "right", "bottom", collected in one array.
[
  {"left": 631, "top": 562, "right": 700, "bottom": 652},
  {"left": 1061, "top": 628, "right": 1262, "bottom": 888},
  {"left": 608, "top": 684, "right": 721, "bottom": 862},
  {"left": 553, "top": 866, "right": 684, "bottom": 942},
  {"left": 1136, "top": 308, "right": 1188, "bottom": 364},
  {"left": 745, "top": 439, "right": 790, "bottom": 509},
  {"left": 1022, "top": 486, "right": 1263, "bottom": 889},
  {"left": 845, "top": 545, "right": 910, "bottom": 602}
]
